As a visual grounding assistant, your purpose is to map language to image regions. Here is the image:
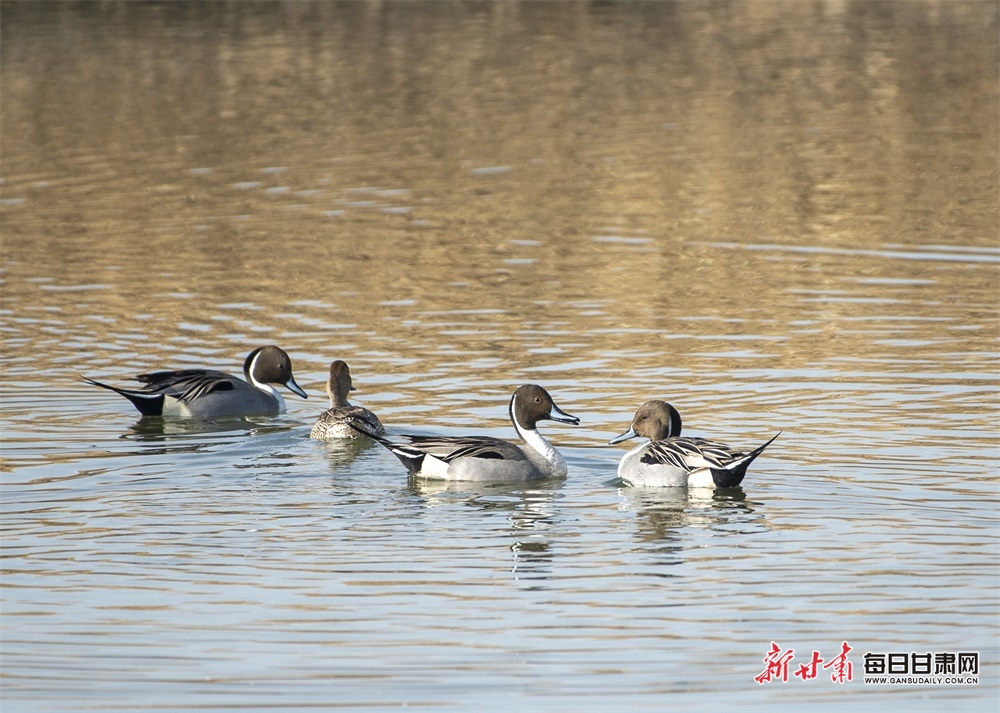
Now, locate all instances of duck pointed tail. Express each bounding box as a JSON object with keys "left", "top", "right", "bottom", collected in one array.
[
  {"left": 710, "top": 431, "right": 781, "bottom": 488},
  {"left": 346, "top": 421, "right": 425, "bottom": 475},
  {"left": 80, "top": 375, "right": 165, "bottom": 416}
]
